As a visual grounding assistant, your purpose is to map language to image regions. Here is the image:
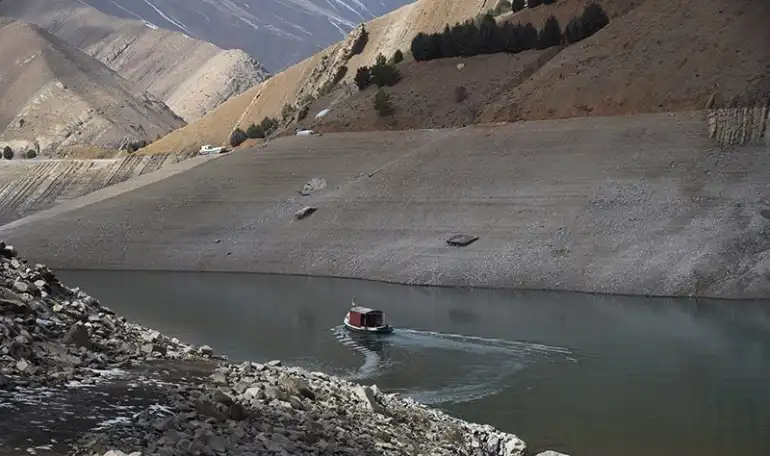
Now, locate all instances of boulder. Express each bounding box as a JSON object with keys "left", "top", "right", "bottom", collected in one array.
[
  {"left": 354, "top": 385, "right": 384, "bottom": 414},
  {"left": 9, "top": 338, "right": 34, "bottom": 360},
  {"left": 294, "top": 206, "right": 318, "bottom": 220},
  {"left": 280, "top": 377, "right": 316, "bottom": 400},
  {"left": 13, "top": 281, "right": 29, "bottom": 294},
  {"left": 264, "top": 385, "right": 288, "bottom": 402},
  {"left": 15, "top": 358, "right": 30, "bottom": 372},
  {"left": 504, "top": 438, "right": 528, "bottom": 456},
  {"left": 228, "top": 403, "right": 248, "bottom": 421},
  {"left": 62, "top": 323, "right": 92, "bottom": 349},
  {"left": 299, "top": 178, "right": 327, "bottom": 196},
  {"left": 212, "top": 389, "right": 234, "bottom": 406}
]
